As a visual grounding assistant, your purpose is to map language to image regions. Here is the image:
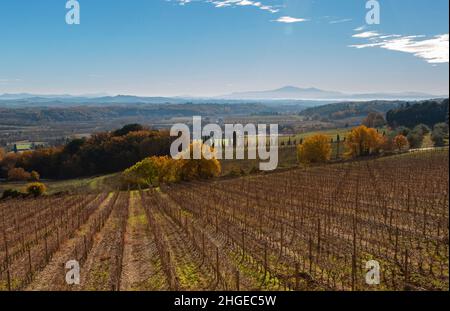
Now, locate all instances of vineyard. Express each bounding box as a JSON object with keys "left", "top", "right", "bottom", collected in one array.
[{"left": 0, "top": 150, "right": 448, "bottom": 291}]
